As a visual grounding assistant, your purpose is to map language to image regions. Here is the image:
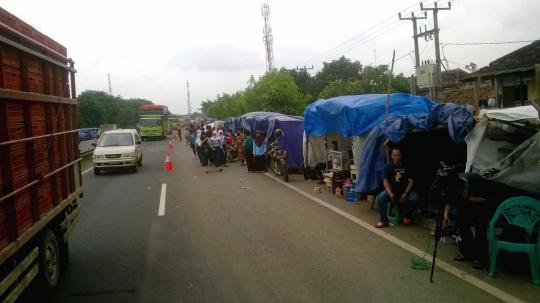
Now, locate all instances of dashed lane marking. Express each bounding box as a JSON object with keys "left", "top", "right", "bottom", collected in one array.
[{"left": 158, "top": 183, "right": 167, "bottom": 216}]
